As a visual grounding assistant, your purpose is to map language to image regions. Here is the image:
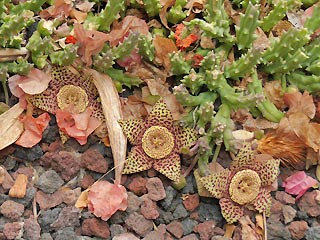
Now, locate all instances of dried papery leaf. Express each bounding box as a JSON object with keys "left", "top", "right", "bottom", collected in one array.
[
  {"left": 306, "top": 148, "right": 319, "bottom": 170},
  {"left": 264, "top": 80, "right": 286, "bottom": 109},
  {"left": 0, "top": 166, "right": 5, "bottom": 185},
  {"left": 88, "top": 69, "right": 127, "bottom": 183},
  {"left": 224, "top": 224, "right": 236, "bottom": 238},
  {"left": 255, "top": 214, "right": 264, "bottom": 237},
  {"left": 9, "top": 174, "right": 28, "bottom": 198},
  {"left": 284, "top": 91, "right": 316, "bottom": 119},
  {"left": 0, "top": 104, "right": 24, "bottom": 150},
  {"left": 239, "top": 216, "right": 262, "bottom": 240},
  {"left": 185, "top": 0, "right": 205, "bottom": 14},
  {"left": 159, "top": 0, "right": 175, "bottom": 29},
  {"left": 153, "top": 36, "right": 178, "bottom": 71},
  {"left": 75, "top": 189, "right": 89, "bottom": 209}
]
